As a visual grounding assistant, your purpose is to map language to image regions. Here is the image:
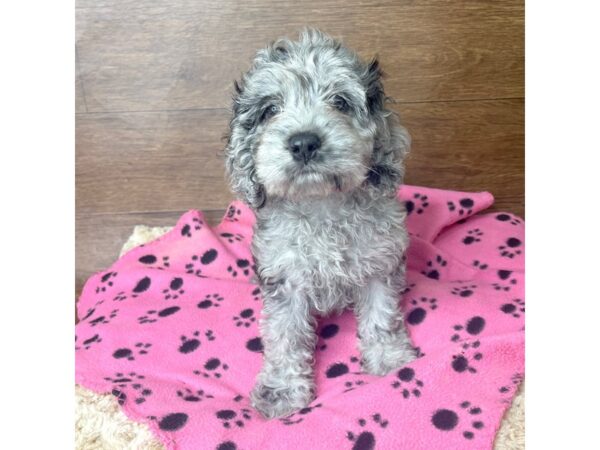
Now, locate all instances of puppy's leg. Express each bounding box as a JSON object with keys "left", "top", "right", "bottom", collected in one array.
[
  {"left": 356, "top": 273, "right": 416, "bottom": 376},
  {"left": 251, "top": 283, "right": 317, "bottom": 419}
]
